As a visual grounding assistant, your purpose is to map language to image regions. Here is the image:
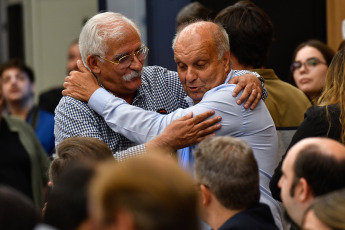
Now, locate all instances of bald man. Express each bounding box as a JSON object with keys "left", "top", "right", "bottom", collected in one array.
[{"left": 278, "top": 137, "right": 345, "bottom": 228}]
